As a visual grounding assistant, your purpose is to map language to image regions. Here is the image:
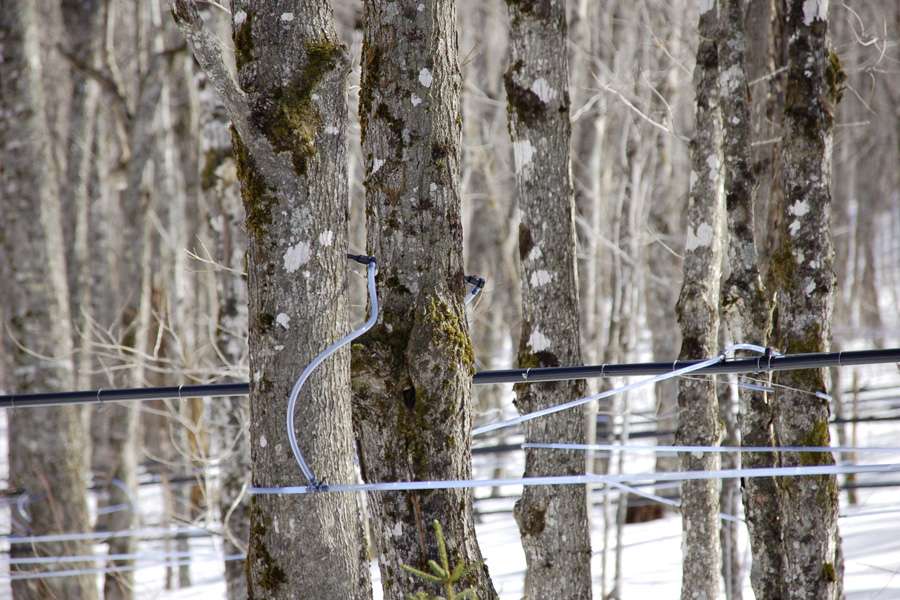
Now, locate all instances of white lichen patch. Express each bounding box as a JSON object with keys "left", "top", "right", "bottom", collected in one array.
[
  {"left": 283, "top": 241, "right": 311, "bottom": 273},
  {"left": 234, "top": 10, "right": 247, "bottom": 25},
  {"left": 530, "top": 270, "right": 553, "bottom": 288},
  {"left": 260, "top": 435, "right": 267, "bottom": 448},
  {"left": 720, "top": 64, "right": 743, "bottom": 93},
  {"left": 802, "top": 0, "right": 828, "bottom": 24},
  {"left": 276, "top": 313, "right": 291, "bottom": 330},
  {"left": 528, "top": 329, "right": 552, "bottom": 353},
  {"left": 324, "top": 125, "right": 339, "bottom": 135},
  {"left": 372, "top": 158, "right": 385, "bottom": 174},
  {"left": 789, "top": 220, "right": 802, "bottom": 236},
  {"left": 280, "top": 12, "right": 294, "bottom": 22},
  {"left": 512, "top": 139, "right": 535, "bottom": 175},
  {"left": 706, "top": 153, "right": 719, "bottom": 180},
  {"left": 411, "top": 94, "right": 423, "bottom": 107},
  {"left": 788, "top": 199, "right": 810, "bottom": 218},
  {"left": 417, "top": 3, "right": 424, "bottom": 11},
  {"left": 530, "top": 78, "right": 557, "bottom": 103},
  {"left": 685, "top": 222, "right": 714, "bottom": 251},
  {"left": 527, "top": 245, "right": 543, "bottom": 262},
  {"left": 418, "top": 68, "right": 433, "bottom": 88},
  {"left": 392, "top": 521, "right": 403, "bottom": 538},
  {"left": 319, "top": 230, "right": 334, "bottom": 247},
  {"left": 804, "top": 279, "right": 816, "bottom": 295}
]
